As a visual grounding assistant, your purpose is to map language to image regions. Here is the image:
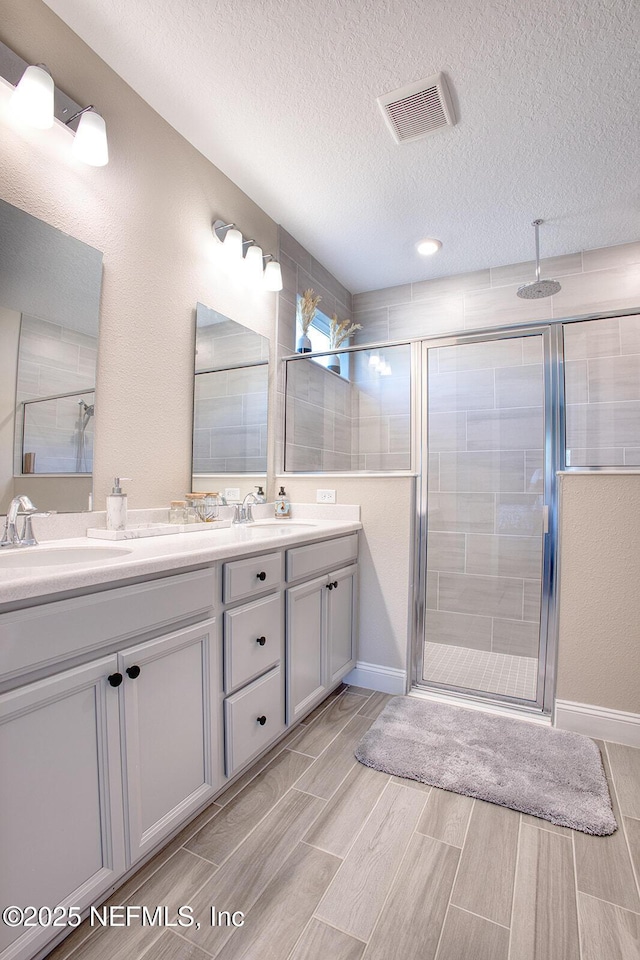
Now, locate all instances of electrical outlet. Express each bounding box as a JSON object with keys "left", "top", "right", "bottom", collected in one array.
[
  {"left": 224, "top": 487, "right": 240, "bottom": 501},
  {"left": 316, "top": 489, "right": 336, "bottom": 504}
]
